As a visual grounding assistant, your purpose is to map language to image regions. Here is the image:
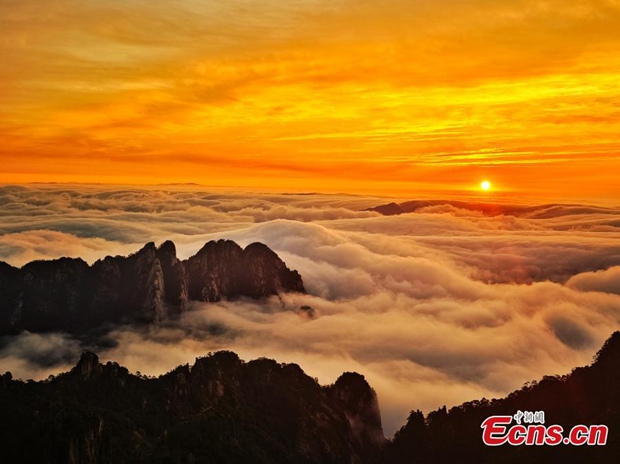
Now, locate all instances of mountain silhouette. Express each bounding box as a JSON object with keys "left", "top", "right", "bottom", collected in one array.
[
  {"left": 368, "top": 200, "right": 619, "bottom": 218},
  {"left": 0, "top": 240, "right": 305, "bottom": 336},
  {"left": 2, "top": 333, "right": 620, "bottom": 462},
  {"left": 383, "top": 332, "right": 620, "bottom": 464},
  {"left": 0, "top": 351, "right": 385, "bottom": 464}
]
